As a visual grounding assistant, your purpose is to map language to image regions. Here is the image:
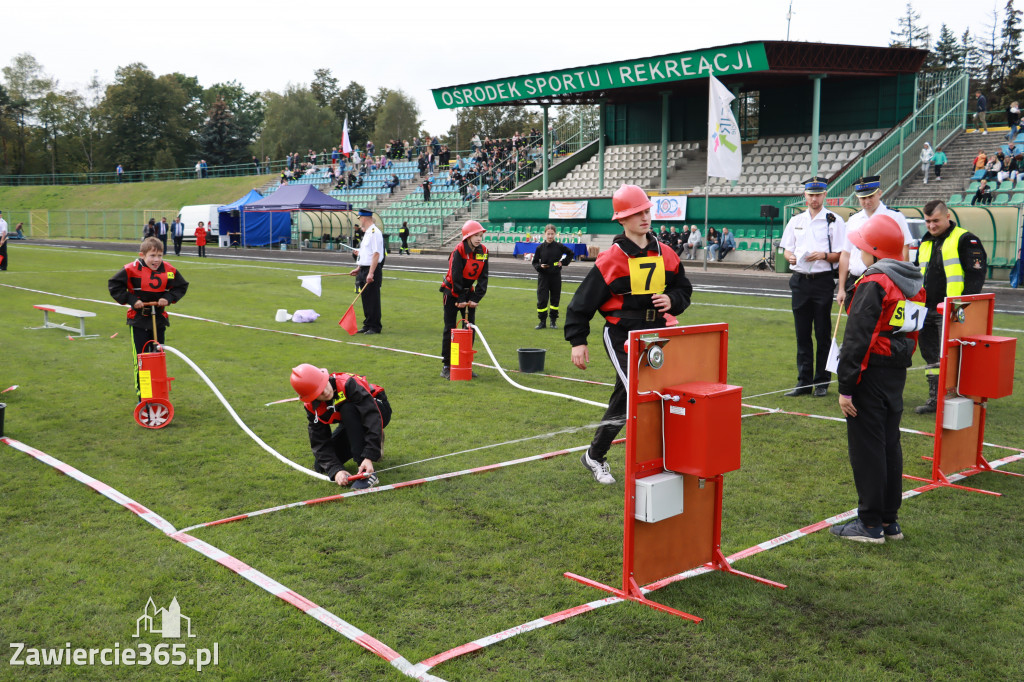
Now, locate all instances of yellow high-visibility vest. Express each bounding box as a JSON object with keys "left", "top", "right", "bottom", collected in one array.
[{"left": 918, "top": 225, "right": 967, "bottom": 297}]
